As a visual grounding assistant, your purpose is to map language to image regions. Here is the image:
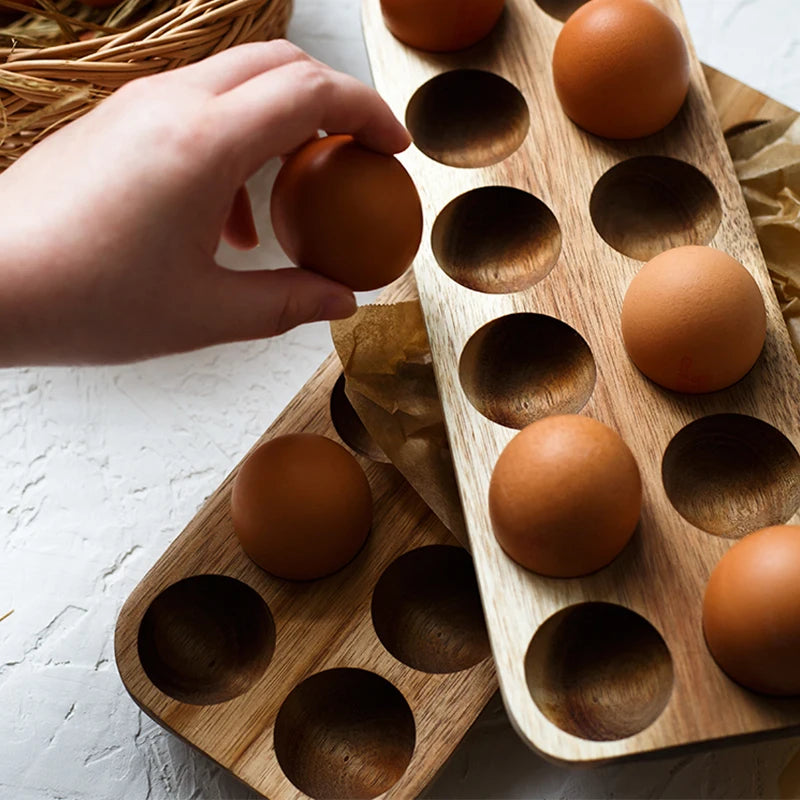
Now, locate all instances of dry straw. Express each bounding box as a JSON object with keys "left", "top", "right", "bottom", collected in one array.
[{"left": 0, "top": 0, "right": 293, "bottom": 168}]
